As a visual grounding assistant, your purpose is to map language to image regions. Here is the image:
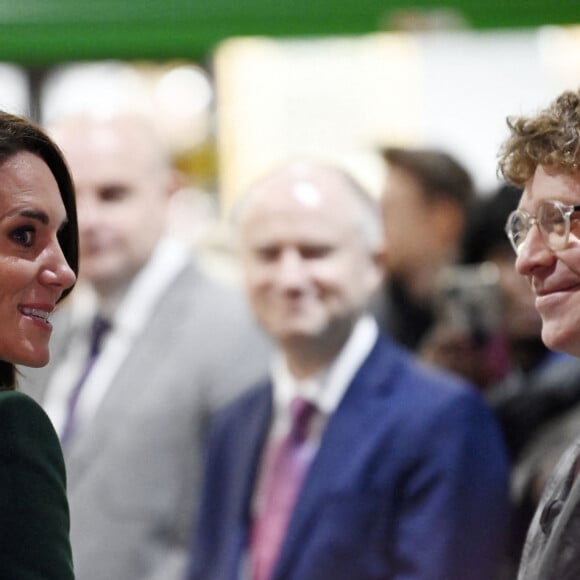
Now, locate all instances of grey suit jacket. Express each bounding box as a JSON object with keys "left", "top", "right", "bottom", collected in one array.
[
  {"left": 517, "top": 435, "right": 580, "bottom": 579},
  {"left": 19, "top": 260, "right": 271, "bottom": 580}
]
